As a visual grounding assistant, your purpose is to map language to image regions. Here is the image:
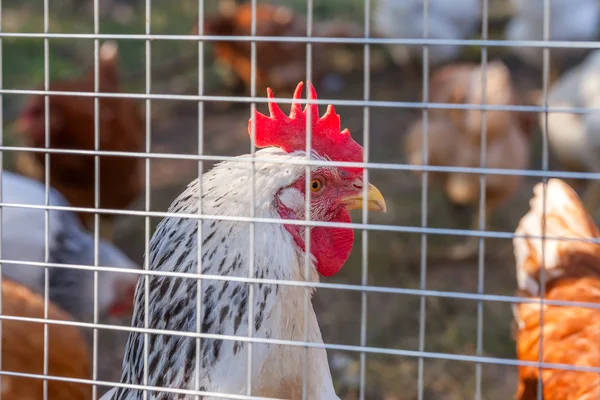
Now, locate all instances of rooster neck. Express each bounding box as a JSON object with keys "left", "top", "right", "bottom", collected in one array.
[{"left": 118, "top": 219, "right": 324, "bottom": 398}]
